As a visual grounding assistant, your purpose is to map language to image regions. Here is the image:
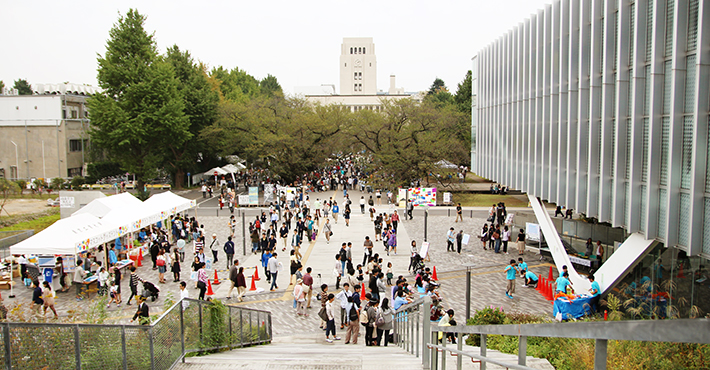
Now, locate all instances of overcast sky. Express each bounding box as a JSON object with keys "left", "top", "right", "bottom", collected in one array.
[{"left": 1, "top": 0, "right": 552, "bottom": 96}]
